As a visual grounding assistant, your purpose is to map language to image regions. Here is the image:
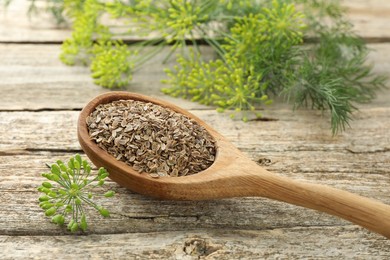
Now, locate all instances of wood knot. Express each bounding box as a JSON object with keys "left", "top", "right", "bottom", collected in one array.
[
  {"left": 183, "top": 238, "right": 221, "bottom": 257},
  {"left": 257, "top": 157, "right": 272, "bottom": 166}
]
